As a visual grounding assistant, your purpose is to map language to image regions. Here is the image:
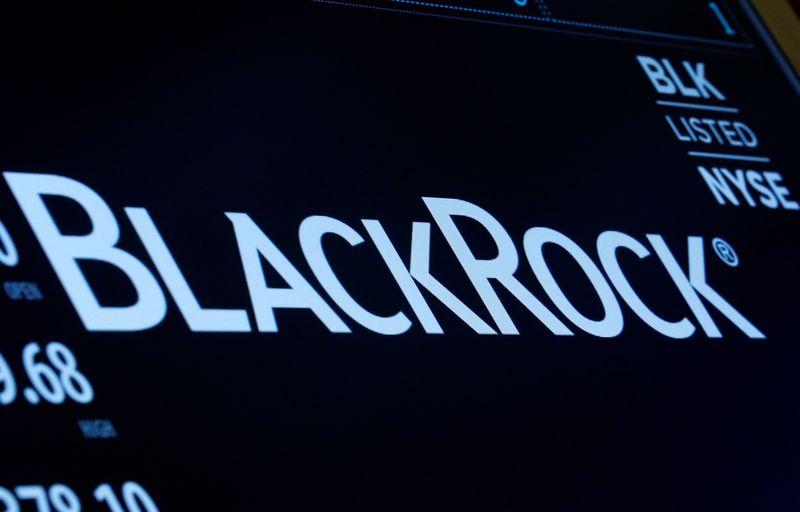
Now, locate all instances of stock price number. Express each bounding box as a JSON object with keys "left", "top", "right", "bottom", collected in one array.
[
  {"left": 0, "top": 483, "right": 159, "bottom": 512},
  {"left": 0, "top": 342, "right": 93, "bottom": 406}
]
